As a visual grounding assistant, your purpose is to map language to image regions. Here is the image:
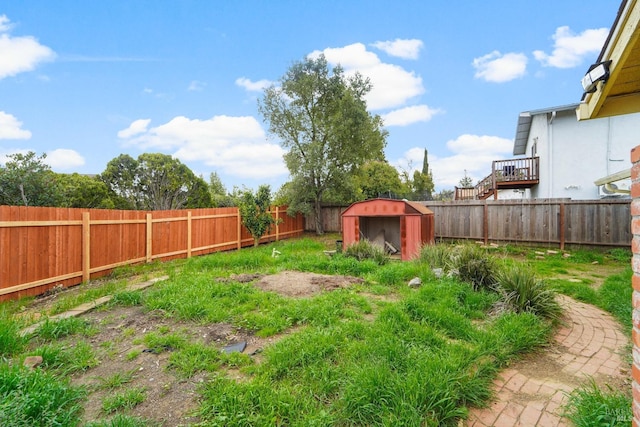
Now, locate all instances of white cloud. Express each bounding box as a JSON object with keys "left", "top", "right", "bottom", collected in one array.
[
  {"left": 0, "top": 15, "right": 12, "bottom": 32},
  {"left": 118, "top": 115, "right": 287, "bottom": 179},
  {"left": 372, "top": 39, "right": 423, "bottom": 60},
  {"left": 235, "top": 77, "right": 274, "bottom": 92},
  {"left": 396, "top": 134, "right": 513, "bottom": 189},
  {"left": 0, "top": 16, "right": 55, "bottom": 79},
  {"left": 45, "top": 149, "right": 85, "bottom": 170},
  {"left": 533, "top": 26, "right": 608, "bottom": 68},
  {"left": 472, "top": 51, "right": 527, "bottom": 83},
  {"left": 117, "top": 119, "right": 151, "bottom": 138},
  {"left": 188, "top": 80, "right": 206, "bottom": 91},
  {"left": 312, "top": 43, "right": 424, "bottom": 110},
  {"left": 381, "top": 105, "right": 442, "bottom": 126},
  {"left": 0, "top": 111, "right": 32, "bottom": 139}
]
